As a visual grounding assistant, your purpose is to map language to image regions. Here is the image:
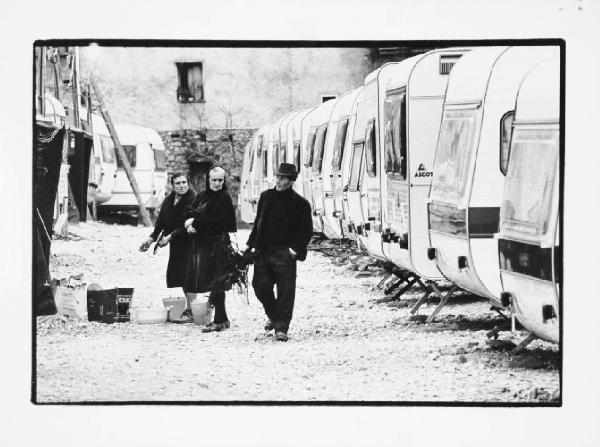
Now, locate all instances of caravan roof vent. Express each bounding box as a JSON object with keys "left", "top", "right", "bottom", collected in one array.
[{"left": 440, "top": 54, "right": 461, "bottom": 75}]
